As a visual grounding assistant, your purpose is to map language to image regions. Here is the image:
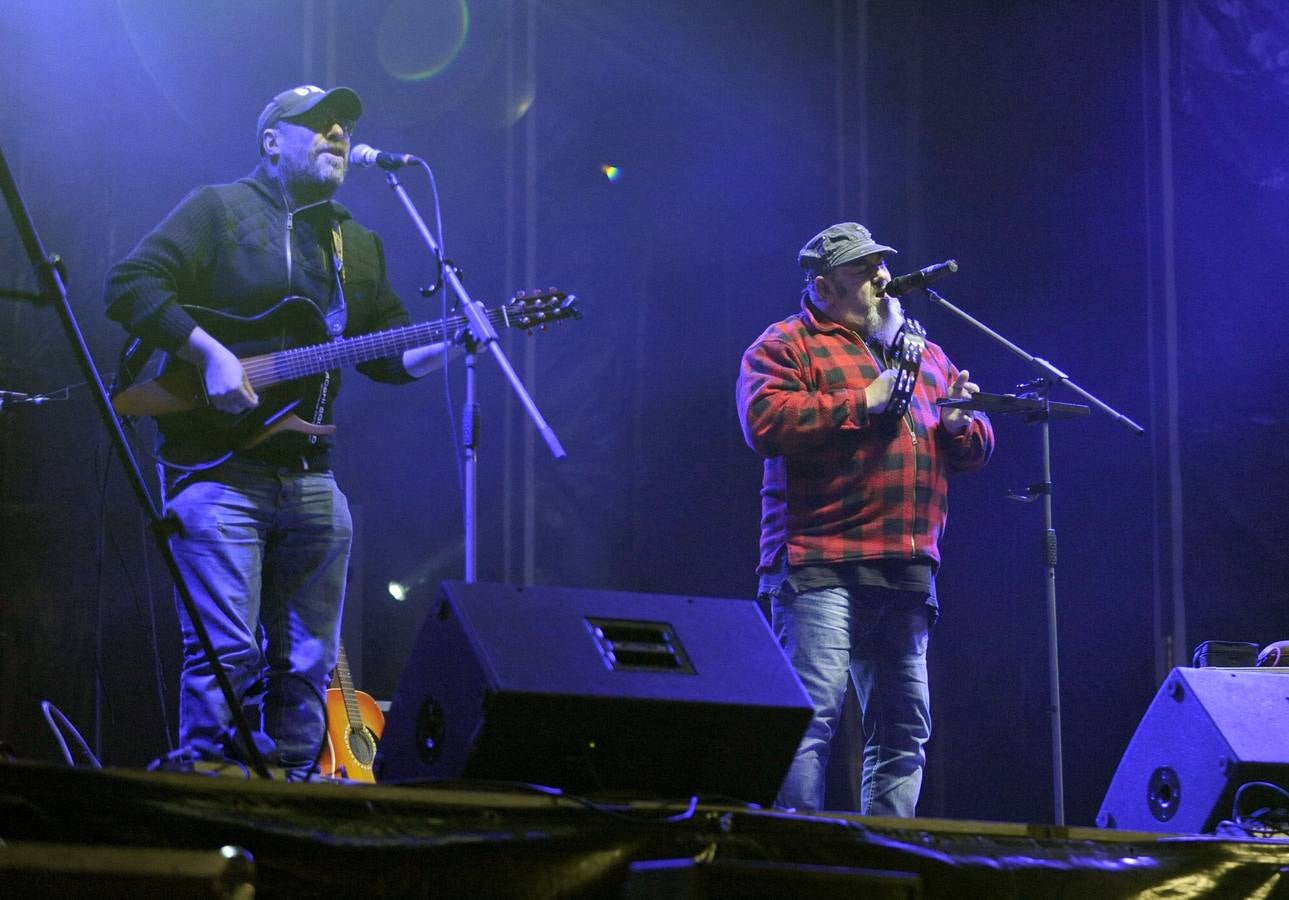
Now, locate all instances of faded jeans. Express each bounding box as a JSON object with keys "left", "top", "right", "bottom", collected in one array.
[
  {"left": 164, "top": 460, "right": 352, "bottom": 767},
  {"left": 771, "top": 583, "right": 932, "bottom": 816}
]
